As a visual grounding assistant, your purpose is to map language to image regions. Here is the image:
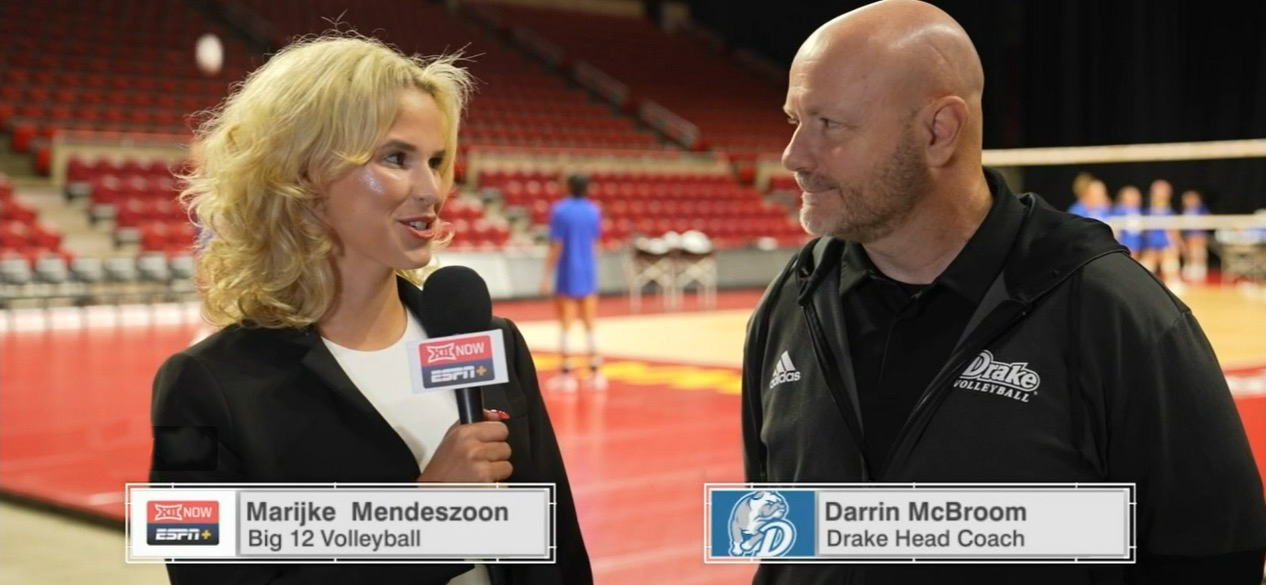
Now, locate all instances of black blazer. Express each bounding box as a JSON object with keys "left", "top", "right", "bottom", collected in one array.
[{"left": 150, "top": 278, "right": 592, "bottom": 585}]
